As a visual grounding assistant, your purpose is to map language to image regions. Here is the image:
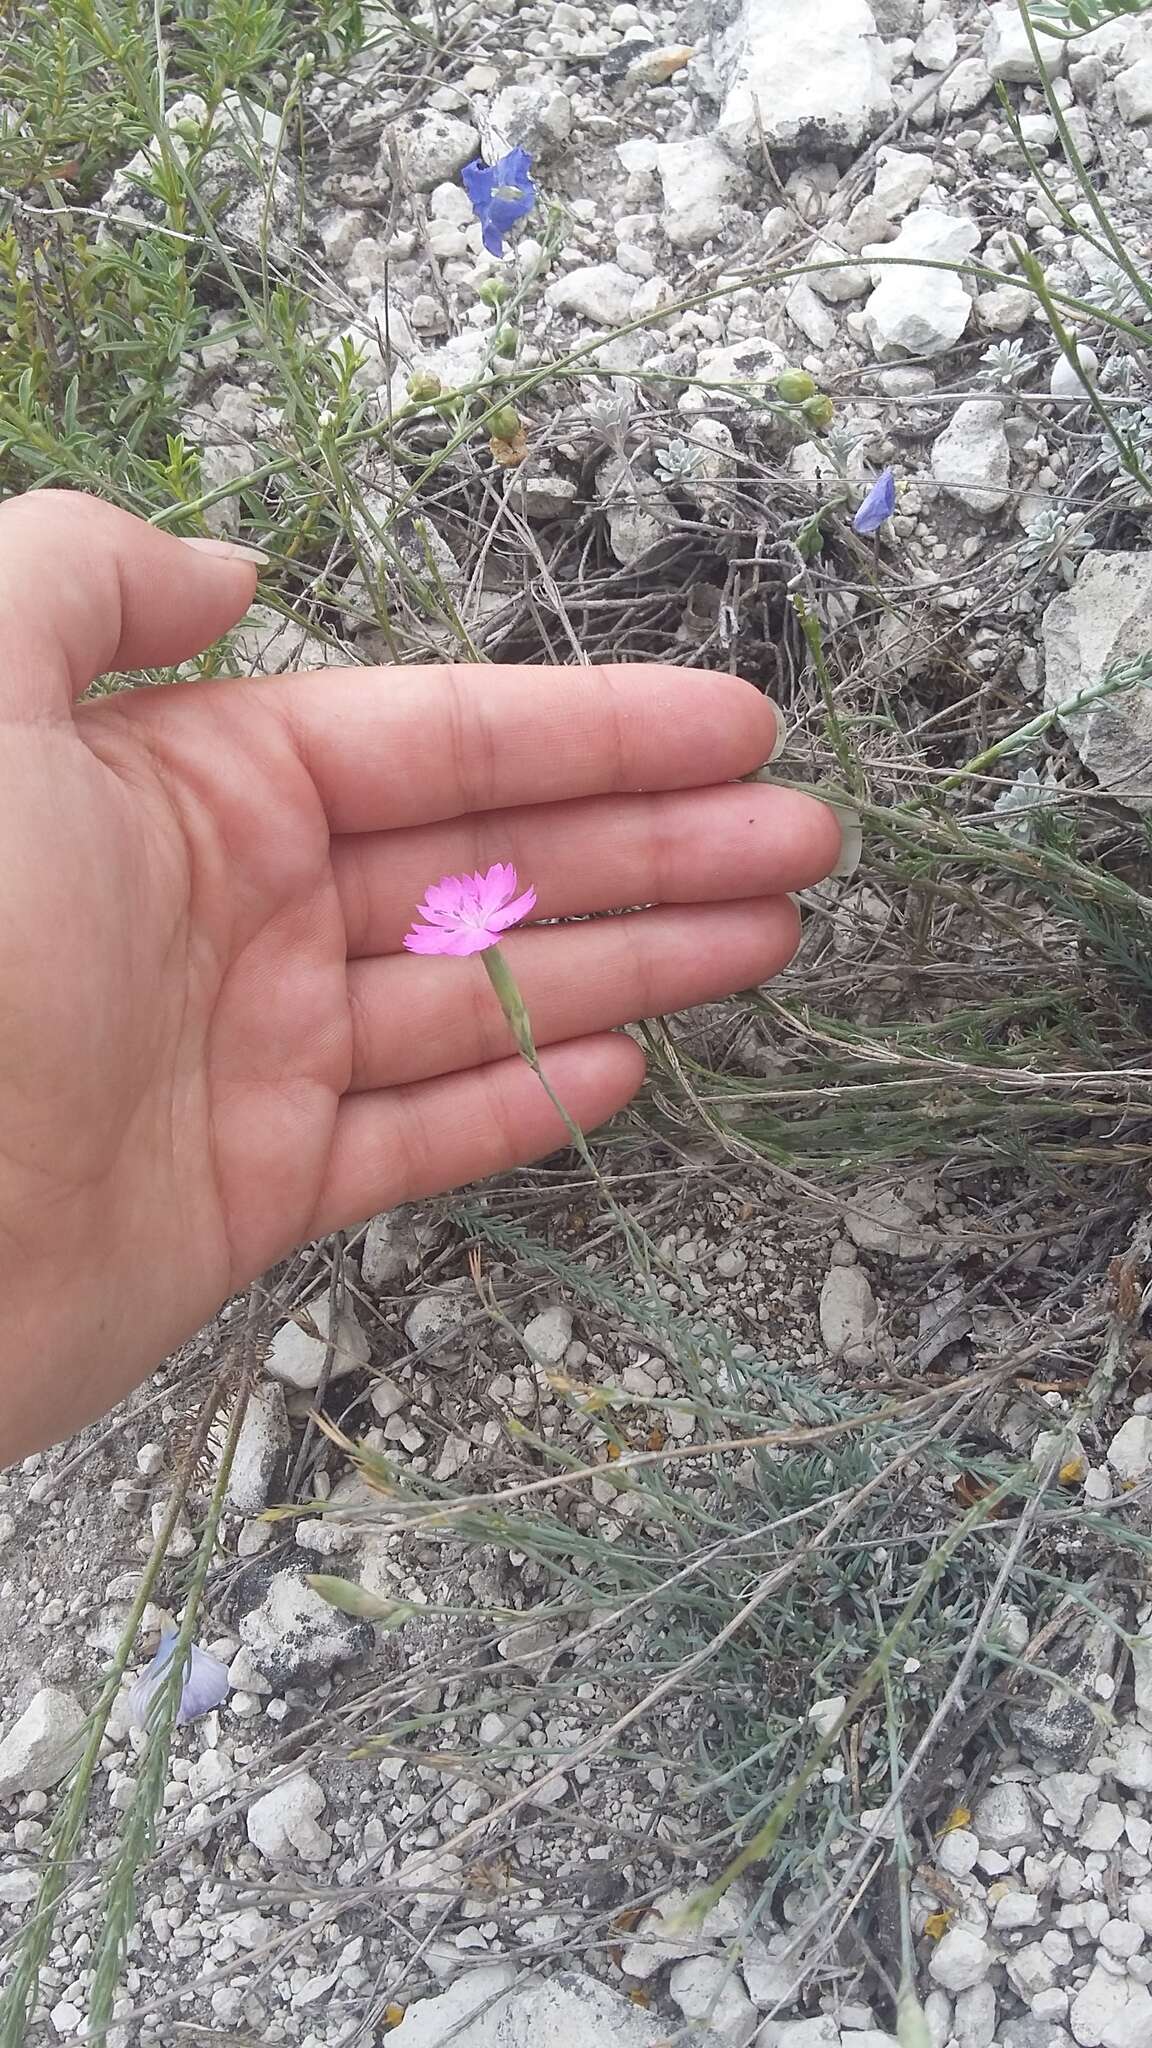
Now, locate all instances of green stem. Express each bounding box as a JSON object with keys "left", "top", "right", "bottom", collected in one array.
[{"left": 482, "top": 945, "right": 657, "bottom": 1283}]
